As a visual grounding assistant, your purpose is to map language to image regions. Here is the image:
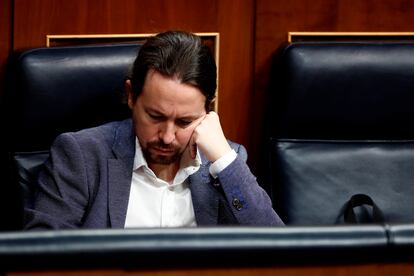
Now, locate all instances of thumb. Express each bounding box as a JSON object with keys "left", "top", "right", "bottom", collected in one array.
[{"left": 189, "top": 134, "right": 197, "bottom": 159}]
